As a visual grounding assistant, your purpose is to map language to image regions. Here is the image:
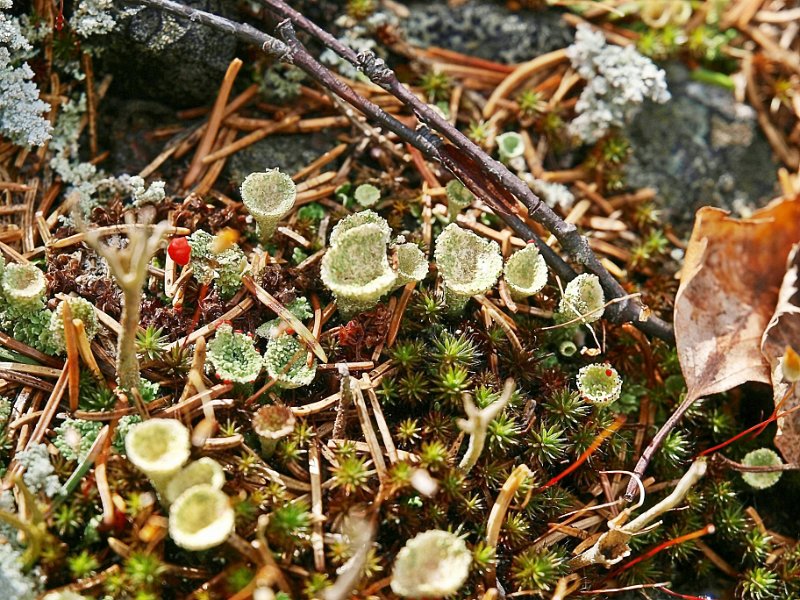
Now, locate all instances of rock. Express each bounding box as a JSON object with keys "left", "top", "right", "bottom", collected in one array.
[
  {"left": 99, "top": 0, "right": 238, "bottom": 108},
  {"left": 226, "top": 132, "right": 340, "bottom": 189},
  {"left": 98, "top": 98, "right": 176, "bottom": 176},
  {"left": 402, "top": 0, "right": 572, "bottom": 64},
  {"left": 625, "top": 63, "right": 779, "bottom": 235}
]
